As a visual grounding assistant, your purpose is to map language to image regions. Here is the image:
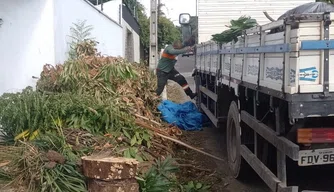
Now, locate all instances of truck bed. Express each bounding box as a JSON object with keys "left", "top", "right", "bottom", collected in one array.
[{"left": 196, "top": 13, "right": 334, "bottom": 95}]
